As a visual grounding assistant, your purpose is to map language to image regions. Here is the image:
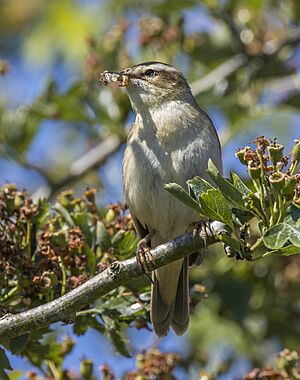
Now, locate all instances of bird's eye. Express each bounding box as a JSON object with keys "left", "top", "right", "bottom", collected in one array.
[{"left": 144, "top": 69, "right": 157, "bottom": 77}]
